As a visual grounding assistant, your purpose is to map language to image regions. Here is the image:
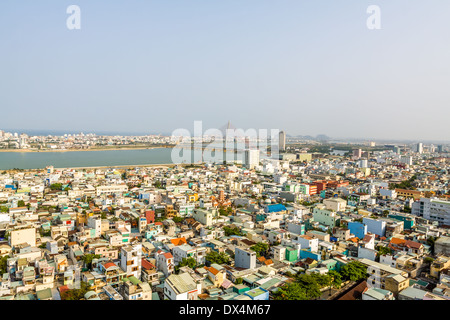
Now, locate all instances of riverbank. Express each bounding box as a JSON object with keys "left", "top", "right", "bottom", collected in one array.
[
  {"left": 54, "top": 163, "right": 183, "bottom": 170},
  {"left": 0, "top": 147, "right": 203, "bottom": 171},
  {"left": 0, "top": 146, "right": 174, "bottom": 153},
  {"left": 4, "top": 163, "right": 199, "bottom": 172}
]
